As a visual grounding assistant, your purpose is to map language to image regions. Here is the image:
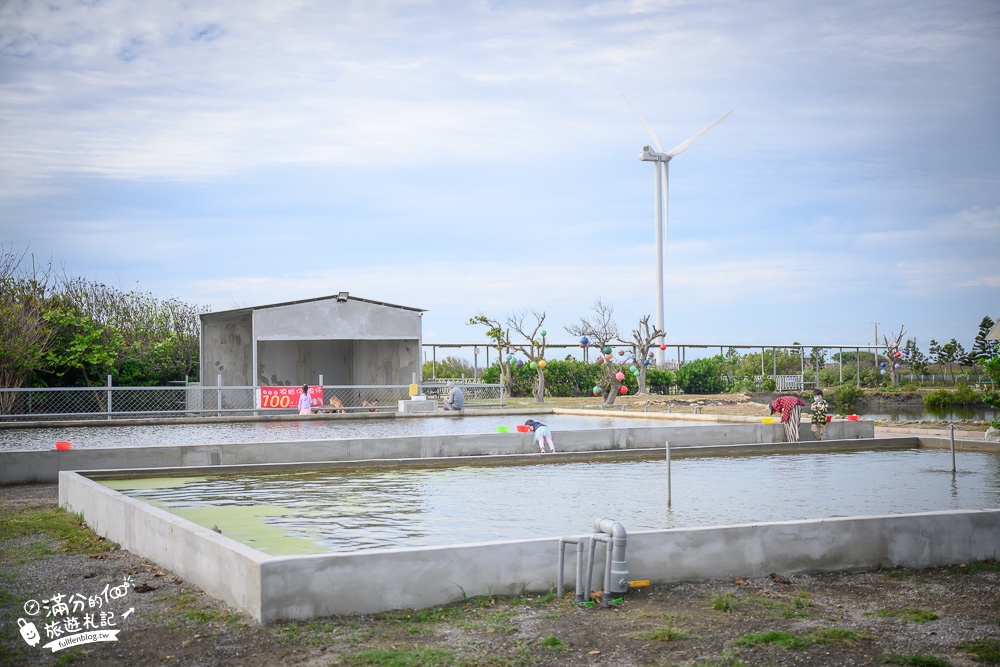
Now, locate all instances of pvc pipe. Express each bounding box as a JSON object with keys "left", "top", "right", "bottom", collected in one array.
[
  {"left": 950, "top": 424, "right": 956, "bottom": 473},
  {"left": 557, "top": 537, "right": 587, "bottom": 603},
  {"left": 665, "top": 440, "right": 672, "bottom": 507}
]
